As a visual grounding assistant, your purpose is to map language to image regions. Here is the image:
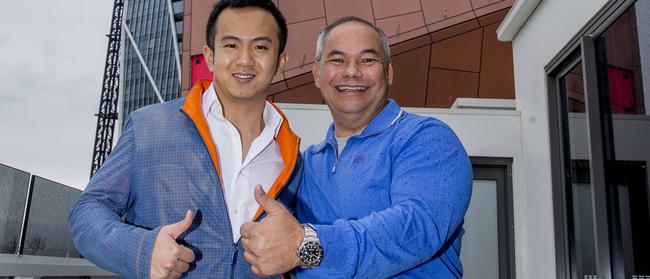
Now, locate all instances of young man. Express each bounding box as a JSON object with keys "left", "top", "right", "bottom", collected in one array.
[
  {"left": 68, "top": 1, "right": 301, "bottom": 278},
  {"left": 240, "top": 17, "right": 472, "bottom": 278}
]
